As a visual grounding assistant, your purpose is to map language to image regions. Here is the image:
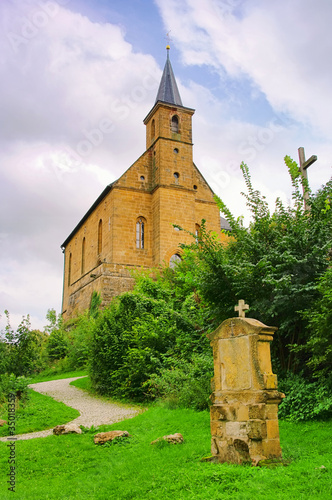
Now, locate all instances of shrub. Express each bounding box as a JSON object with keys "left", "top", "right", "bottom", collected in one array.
[
  {"left": 0, "top": 374, "right": 30, "bottom": 406},
  {"left": 278, "top": 373, "right": 332, "bottom": 421},
  {"left": 46, "top": 330, "right": 69, "bottom": 360},
  {"left": 0, "top": 339, "right": 9, "bottom": 374},
  {"left": 89, "top": 287, "right": 207, "bottom": 401},
  {"left": 1, "top": 312, "right": 48, "bottom": 376},
  {"left": 145, "top": 353, "right": 214, "bottom": 411}
]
